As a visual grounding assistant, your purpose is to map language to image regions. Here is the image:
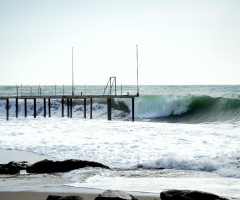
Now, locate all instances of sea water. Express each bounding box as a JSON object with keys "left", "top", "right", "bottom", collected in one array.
[{"left": 0, "top": 85, "right": 240, "bottom": 198}]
